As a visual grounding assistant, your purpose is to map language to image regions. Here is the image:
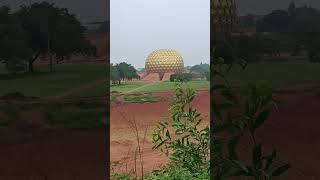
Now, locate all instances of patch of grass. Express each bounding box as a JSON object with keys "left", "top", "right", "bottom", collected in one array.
[
  {"left": 110, "top": 91, "right": 121, "bottom": 102},
  {"left": 0, "top": 101, "right": 105, "bottom": 130},
  {"left": 41, "top": 103, "right": 106, "bottom": 130},
  {"left": 227, "top": 61, "right": 320, "bottom": 88},
  {"left": 110, "top": 81, "right": 149, "bottom": 93},
  {"left": 123, "top": 92, "right": 161, "bottom": 103},
  {"left": 111, "top": 80, "right": 209, "bottom": 93},
  {"left": 0, "top": 64, "right": 107, "bottom": 97}
]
